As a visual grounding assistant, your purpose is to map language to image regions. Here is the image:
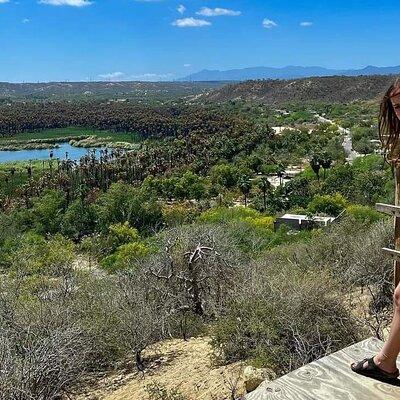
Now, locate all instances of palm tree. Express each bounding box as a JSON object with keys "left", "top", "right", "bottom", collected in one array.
[
  {"left": 257, "top": 176, "right": 272, "bottom": 211},
  {"left": 238, "top": 175, "right": 252, "bottom": 207},
  {"left": 309, "top": 154, "right": 321, "bottom": 180},
  {"left": 8, "top": 167, "right": 16, "bottom": 192},
  {"left": 276, "top": 163, "right": 286, "bottom": 186},
  {"left": 320, "top": 152, "right": 333, "bottom": 179}
]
